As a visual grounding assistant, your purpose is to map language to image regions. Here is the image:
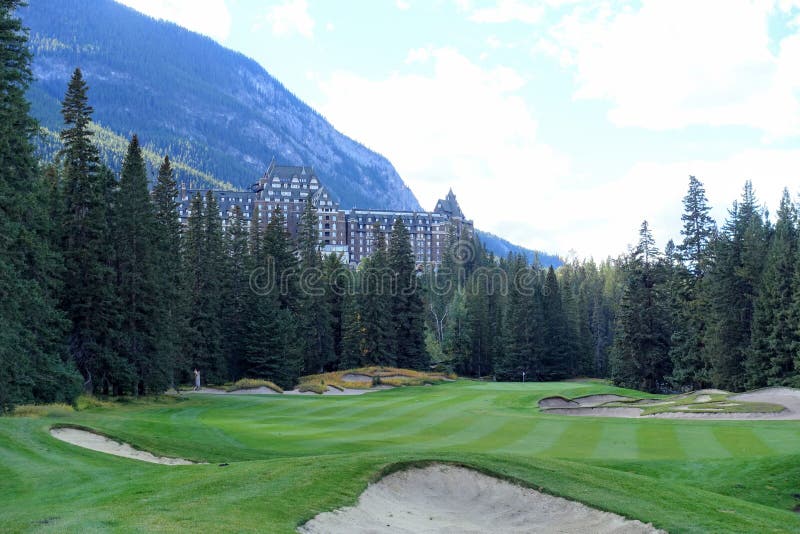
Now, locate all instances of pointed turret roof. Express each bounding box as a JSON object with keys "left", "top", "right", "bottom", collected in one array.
[{"left": 434, "top": 188, "right": 465, "bottom": 219}]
